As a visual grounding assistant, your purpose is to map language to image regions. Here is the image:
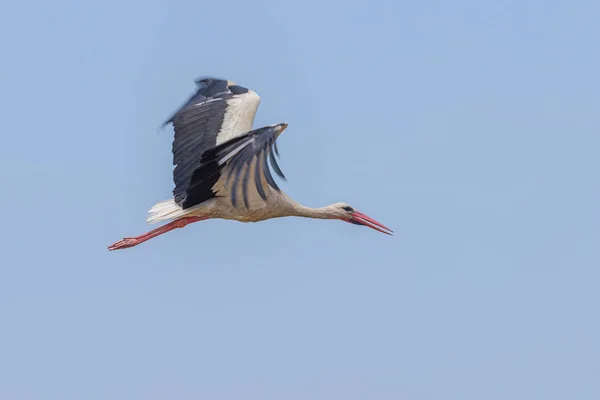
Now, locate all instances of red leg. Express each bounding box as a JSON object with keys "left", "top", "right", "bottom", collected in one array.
[{"left": 107, "top": 216, "right": 208, "bottom": 251}]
